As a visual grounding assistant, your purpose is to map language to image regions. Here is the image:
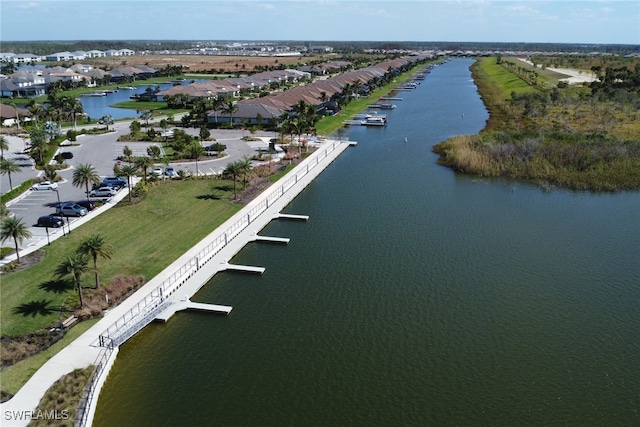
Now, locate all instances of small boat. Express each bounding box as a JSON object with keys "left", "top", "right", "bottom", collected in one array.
[
  {"left": 379, "top": 103, "right": 396, "bottom": 109},
  {"left": 80, "top": 91, "right": 107, "bottom": 97},
  {"left": 117, "top": 86, "right": 135, "bottom": 90},
  {"left": 362, "top": 116, "right": 387, "bottom": 126}
]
